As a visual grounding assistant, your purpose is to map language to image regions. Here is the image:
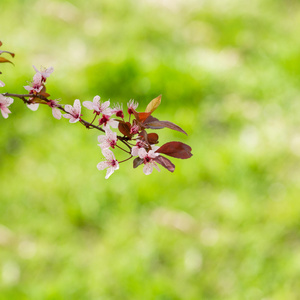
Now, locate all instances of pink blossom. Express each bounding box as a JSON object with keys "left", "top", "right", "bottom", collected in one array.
[
  {"left": 111, "top": 103, "right": 124, "bottom": 119},
  {"left": 63, "top": 99, "right": 82, "bottom": 123},
  {"left": 138, "top": 147, "right": 160, "bottom": 175},
  {"left": 99, "top": 114, "right": 119, "bottom": 130},
  {"left": 98, "top": 129, "right": 117, "bottom": 149},
  {"left": 33, "top": 65, "right": 54, "bottom": 82},
  {"left": 0, "top": 80, "right": 5, "bottom": 87},
  {"left": 127, "top": 99, "right": 138, "bottom": 115},
  {"left": 0, "top": 94, "right": 13, "bottom": 119},
  {"left": 131, "top": 140, "right": 148, "bottom": 156},
  {"left": 24, "top": 72, "right": 43, "bottom": 94},
  {"left": 83, "top": 96, "right": 111, "bottom": 115},
  {"left": 130, "top": 124, "right": 140, "bottom": 135},
  {"left": 47, "top": 100, "right": 62, "bottom": 120},
  {"left": 97, "top": 149, "right": 119, "bottom": 179}
]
